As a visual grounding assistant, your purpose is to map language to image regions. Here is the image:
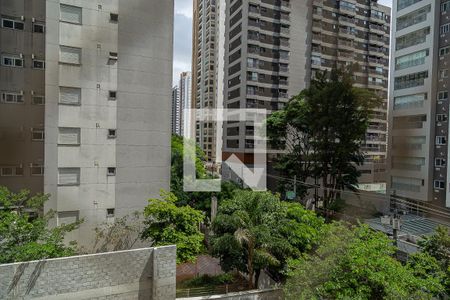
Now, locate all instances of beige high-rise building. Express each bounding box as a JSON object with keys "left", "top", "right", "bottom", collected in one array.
[
  {"left": 192, "top": 0, "right": 219, "bottom": 163},
  {"left": 0, "top": 0, "right": 46, "bottom": 194},
  {"left": 0, "top": 0, "right": 173, "bottom": 246},
  {"left": 198, "top": 0, "right": 390, "bottom": 189},
  {"left": 388, "top": 0, "right": 450, "bottom": 210},
  {"left": 311, "top": 0, "right": 391, "bottom": 190}
]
